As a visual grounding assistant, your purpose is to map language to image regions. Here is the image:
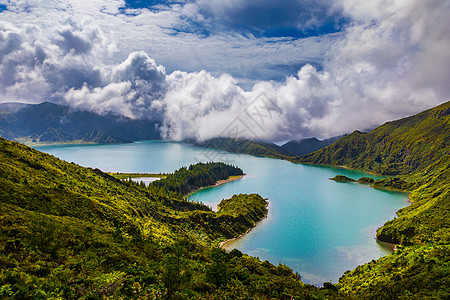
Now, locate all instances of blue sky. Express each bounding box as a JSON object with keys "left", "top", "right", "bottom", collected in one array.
[
  {"left": 122, "top": 0, "right": 348, "bottom": 39},
  {"left": 114, "top": 0, "right": 347, "bottom": 81},
  {"left": 0, "top": 0, "right": 449, "bottom": 141},
  {"left": 0, "top": 0, "right": 343, "bottom": 84}
]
